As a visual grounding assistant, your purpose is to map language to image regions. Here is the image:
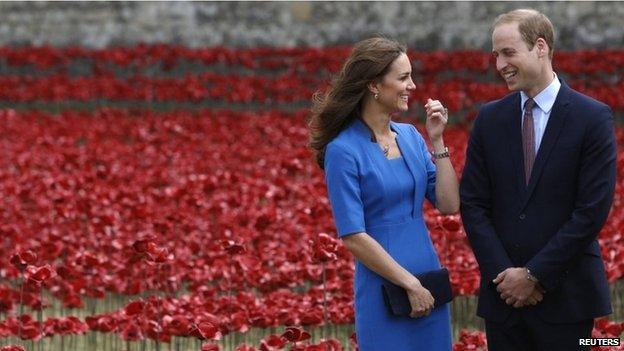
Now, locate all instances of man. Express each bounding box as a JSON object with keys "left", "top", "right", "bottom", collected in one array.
[{"left": 460, "top": 9, "right": 616, "bottom": 351}]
